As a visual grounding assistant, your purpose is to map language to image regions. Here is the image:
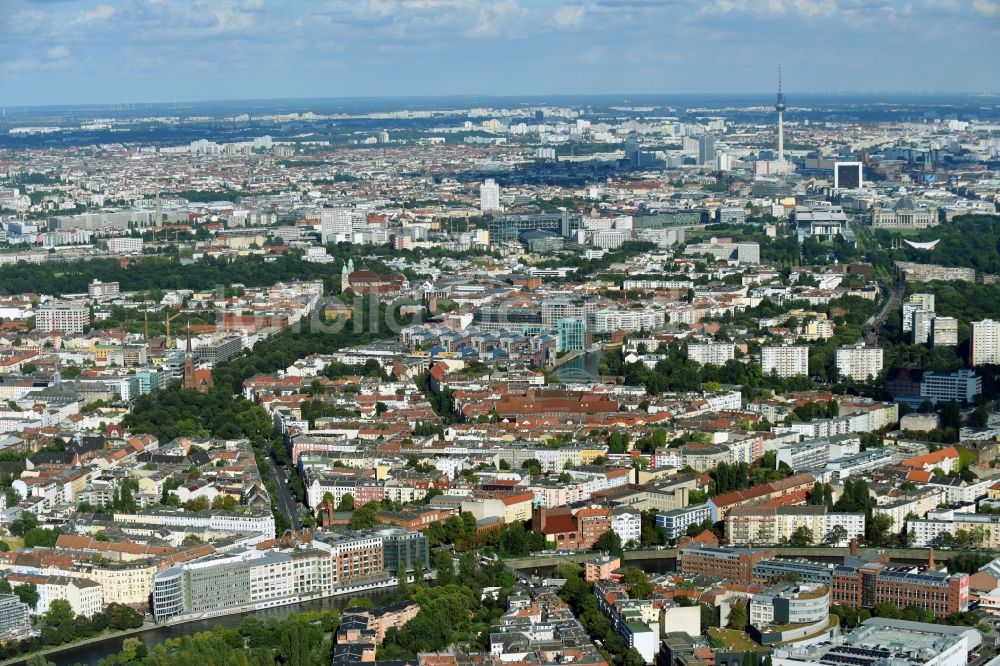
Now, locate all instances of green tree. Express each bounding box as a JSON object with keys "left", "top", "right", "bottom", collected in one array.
[
  {"left": 790, "top": 525, "right": 815, "bottom": 546},
  {"left": 337, "top": 493, "right": 355, "bottom": 511},
  {"left": 521, "top": 459, "right": 542, "bottom": 476},
  {"left": 396, "top": 560, "right": 409, "bottom": 598},
  {"left": 13, "top": 582, "right": 39, "bottom": 609},
  {"left": 728, "top": 600, "right": 748, "bottom": 630},
  {"left": 825, "top": 524, "right": 849, "bottom": 546},
  {"left": 593, "top": 530, "right": 623, "bottom": 558},
  {"left": 622, "top": 567, "right": 653, "bottom": 600},
  {"left": 25, "top": 656, "right": 55, "bottom": 666},
  {"left": 432, "top": 549, "right": 455, "bottom": 586},
  {"left": 348, "top": 501, "right": 381, "bottom": 529}
]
